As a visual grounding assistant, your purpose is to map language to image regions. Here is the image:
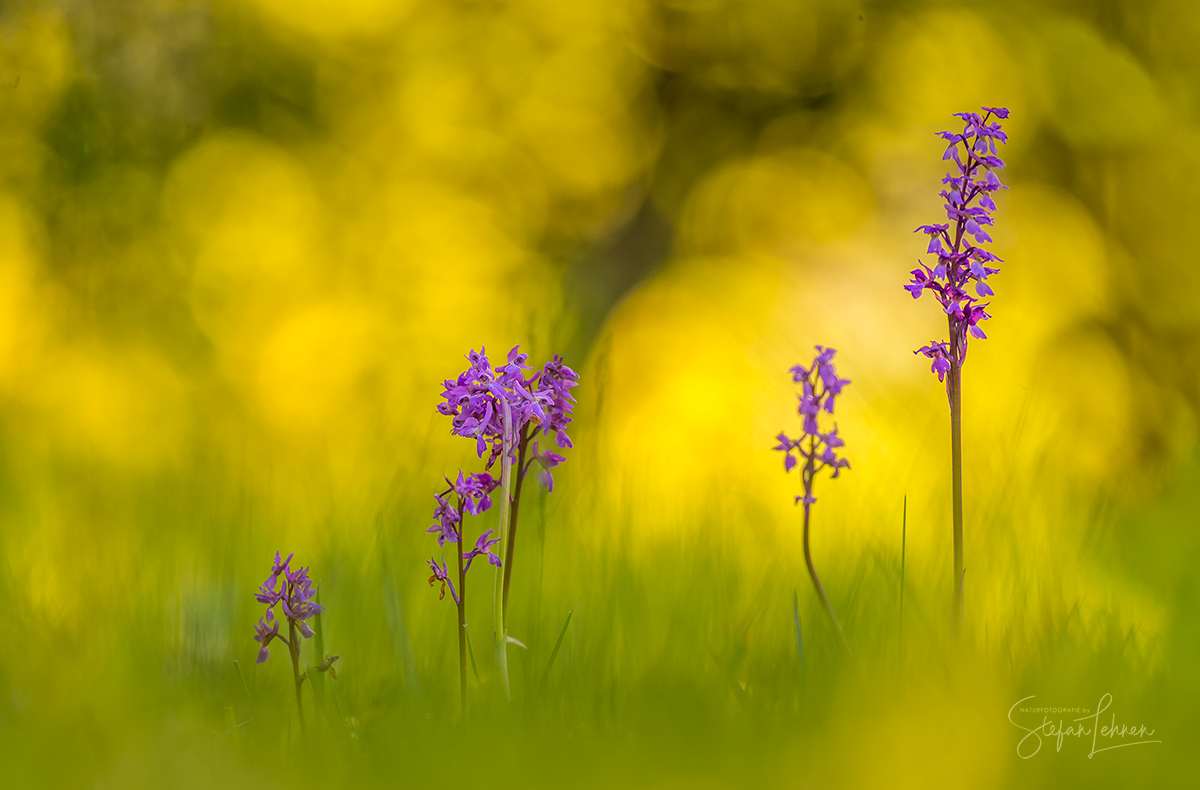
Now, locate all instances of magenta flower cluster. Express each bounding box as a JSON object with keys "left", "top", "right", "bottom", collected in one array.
[
  {"left": 906, "top": 107, "right": 1009, "bottom": 387},
  {"left": 437, "top": 346, "right": 579, "bottom": 485},
  {"left": 428, "top": 470, "right": 498, "bottom": 548},
  {"left": 774, "top": 346, "right": 851, "bottom": 505},
  {"left": 427, "top": 345, "right": 579, "bottom": 605},
  {"left": 252, "top": 551, "right": 325, "bottom": 664},
  {"left": 425, "top": 470, "right": 501, "bottom": 604}
]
